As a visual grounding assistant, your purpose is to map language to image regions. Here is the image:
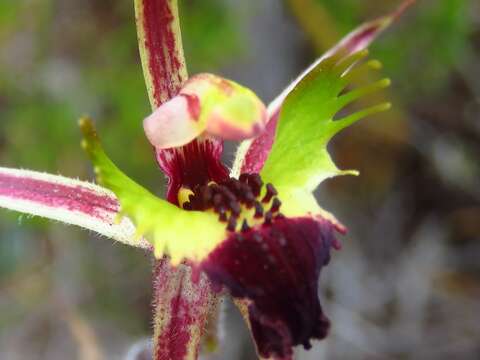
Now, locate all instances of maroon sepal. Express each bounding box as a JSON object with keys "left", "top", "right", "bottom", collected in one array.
[{"left": 201, "top": 216, "right": 338, "bottom": 358}]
